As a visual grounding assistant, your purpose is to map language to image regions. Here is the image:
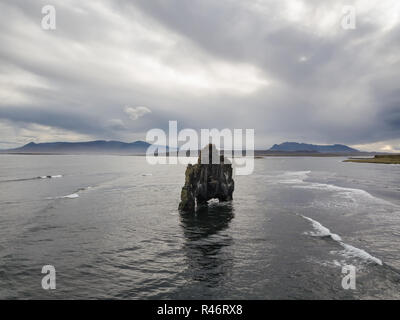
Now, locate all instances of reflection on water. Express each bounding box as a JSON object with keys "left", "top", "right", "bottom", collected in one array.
[{"left": 179, "top": 202, "right": 234, "bottom": 286}]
